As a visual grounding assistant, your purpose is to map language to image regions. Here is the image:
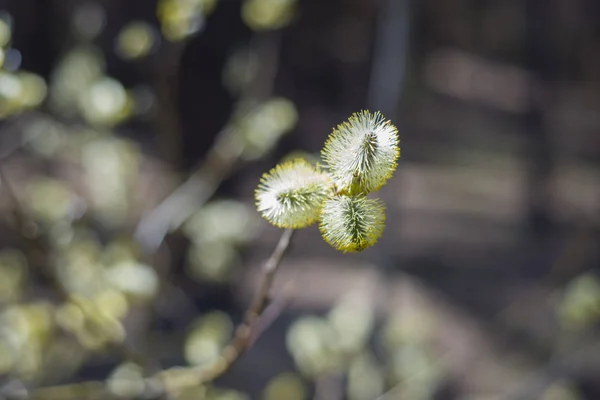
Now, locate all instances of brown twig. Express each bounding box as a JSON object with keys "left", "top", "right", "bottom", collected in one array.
[
  {"left": 21, "top": 228, "right": 295, "bottom": 399},
  {"left": 195, "top": 227, "right": 295, "bottom": 382},
  {"left": 151, "top": 228, "right": 295, "bottom": 397},
  {"left": 249, "top": 280, "right": 295, "bottom": 347}
]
